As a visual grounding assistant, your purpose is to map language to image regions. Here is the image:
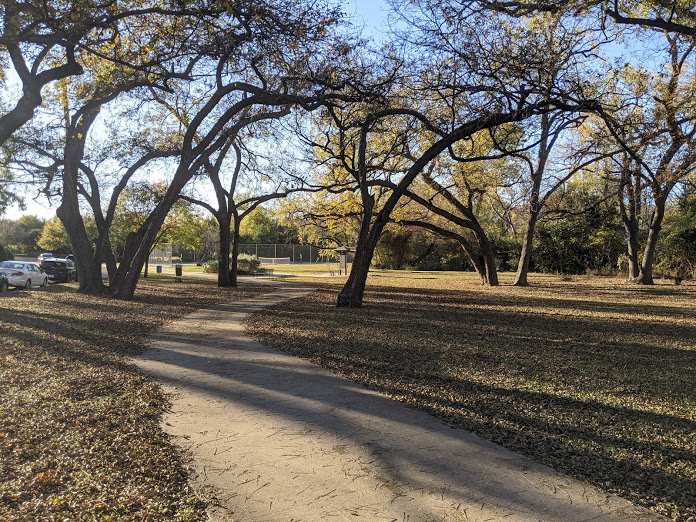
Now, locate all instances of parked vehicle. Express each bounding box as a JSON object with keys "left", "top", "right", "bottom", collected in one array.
[
  {"left": 37, "top": 252, "right": 55, "bottom": 263},
  {"left": 40, "top": 258, "right": 77, "bottom": 283},
  {"left": 0, "top": 272, "right": 8, "bottom": 293},
  {"left": 0, "top": 261, "right": 48, "bottom": 288}
]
